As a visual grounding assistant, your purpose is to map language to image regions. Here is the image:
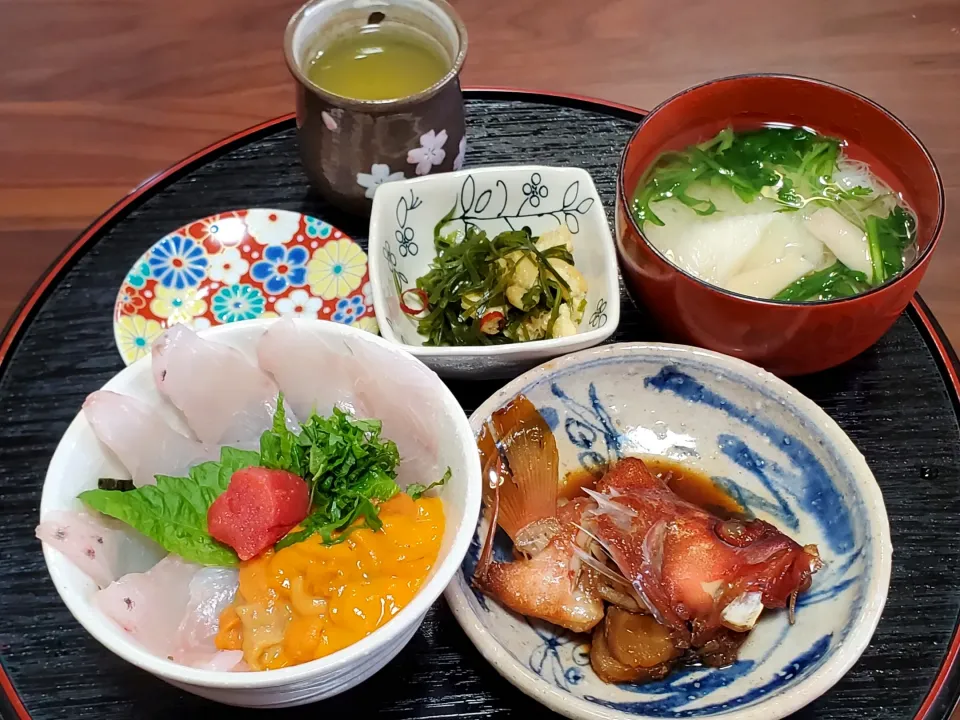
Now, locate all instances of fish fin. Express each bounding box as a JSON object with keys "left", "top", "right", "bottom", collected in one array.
[
  {"left": 489, "top": 394, "right": 559, "bottom": 541},
  {"left": 573, "top": 546, "right": 630, "bottom": 588},
  {"left": 582, "top": 487, "right": 637, "bottom": 530},
  {"left": 473, "top": 465, "right": 500, "bottom": 587}
]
